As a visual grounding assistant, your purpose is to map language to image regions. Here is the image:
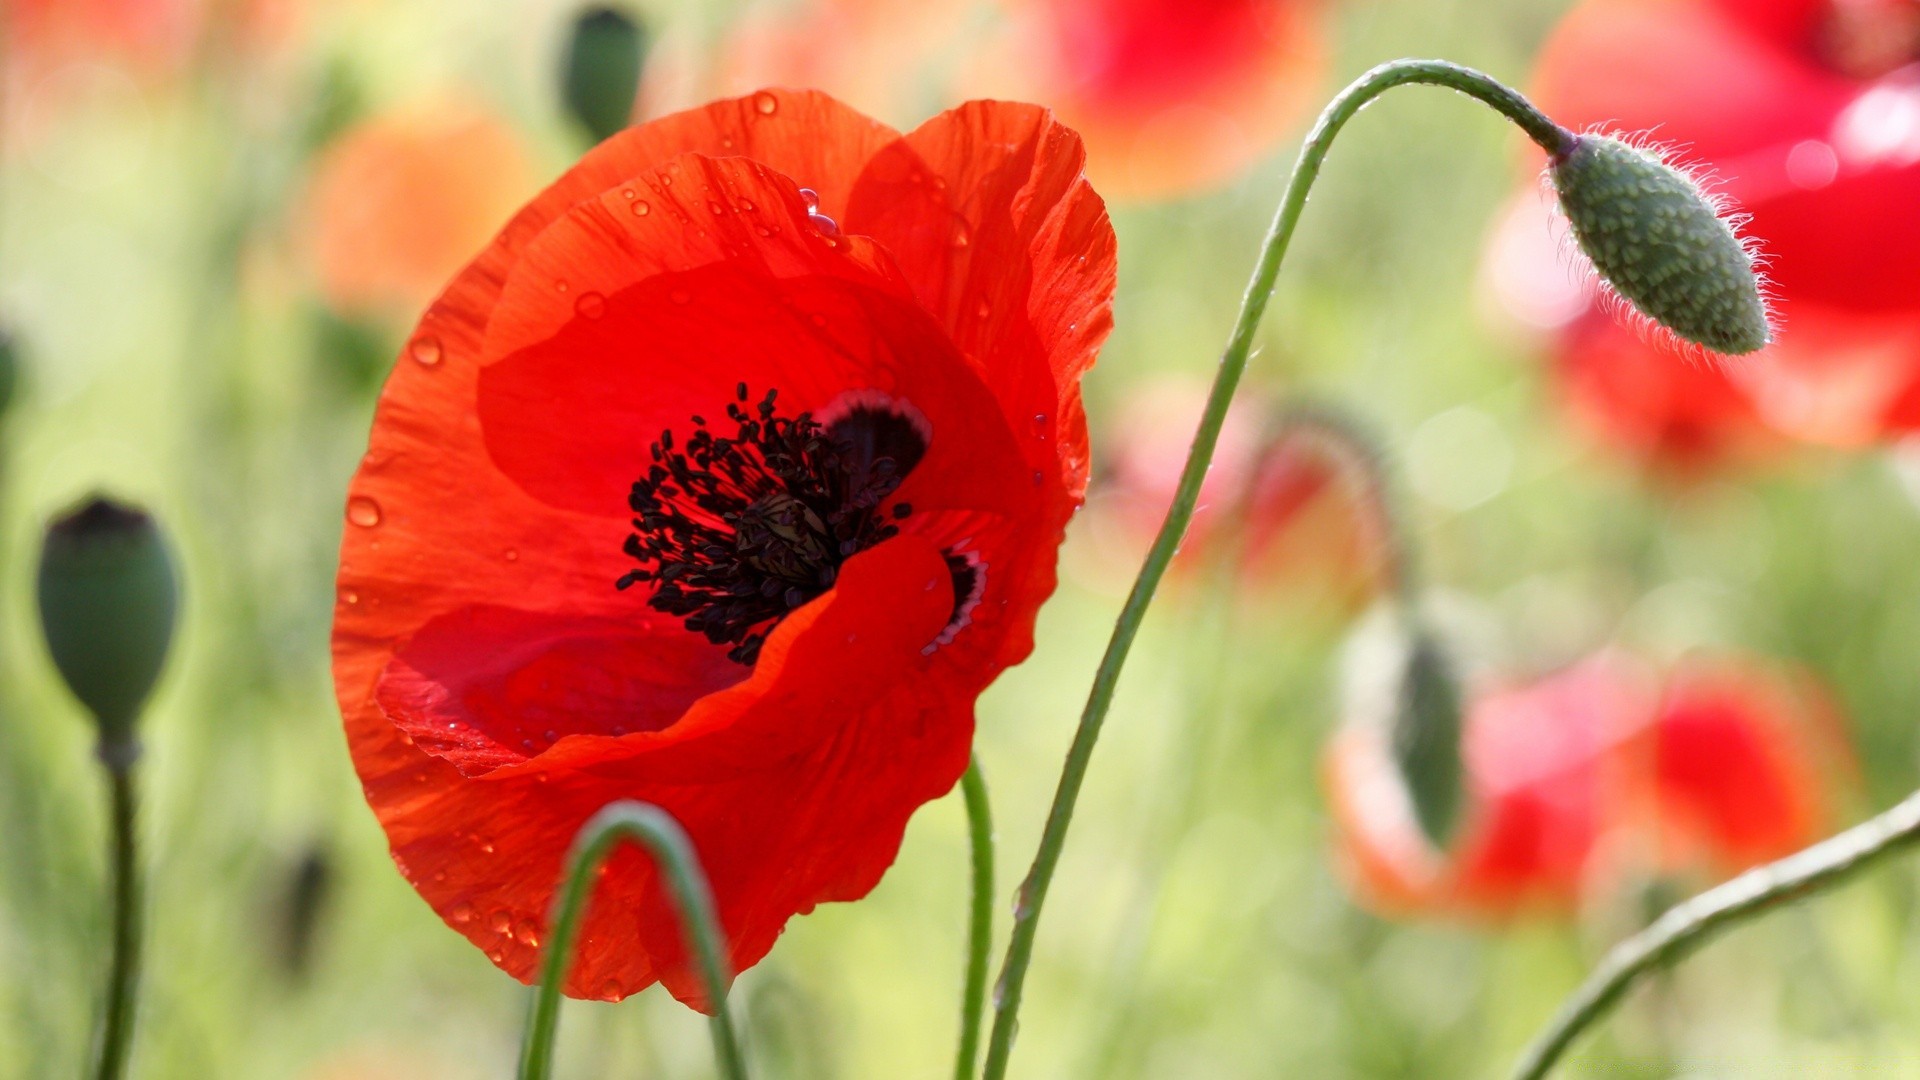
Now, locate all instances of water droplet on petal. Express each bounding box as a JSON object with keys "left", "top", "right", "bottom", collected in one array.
[
  {"left": 346, "top": 496, "right": 382, "bottom": 528},
  {"left": 952, "top": 221, "right": 970, "bottom": 248},
  {"left": 622, "top": 187, "right": 637, "bottom": 200},
  {"left": 514, "top": 918, "right": 541, "bottom": 947},
  {"left": 488, "top": 949, "right": 505, "bottom": 963},
  {"left": 503, "top": 548, "right": 519, "bottom": 562},
  {"left": 450, "top": 902, "right": 474, "bottom": 924},
  {"left": 489, "top": 910, "right": 512, "bottom": 934},
  {"left": 810, "top": 211, "right": 838, "bottom": 236},
  {"left": 709, "top": 200, "right": 726, "bottom": 215},
  {"left": 753, "top": 91, "right": 779, "bottom": 115},
  {"left": 409, "top": 336, "right": 443, "bottom": 366},
  {"left": 737, "top": 198, "right": 754, "bottom": 211},
  {"left": 1031, "top": 413, "right": 1049, "bottom": 438},
  {"left": 574, "top": 292, "right": 607, "bottom": 319},
  {"left": 632, "top": 199, "right": 651, "bottom": 217},
  {"left": 342, "top": 590, "right": 360, "bottom": 605},
  {"left": 975, "top": 300, "right": 991, "bottom": 319},
  {"left": 599, "top": 979, "right": 622, "bottom": 1000},
  {"left": 797, "top": 187, "right": 820, "bottom": 211},
  {"left": 554, "top": 279, "right": 569, "bottom": 293}
]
